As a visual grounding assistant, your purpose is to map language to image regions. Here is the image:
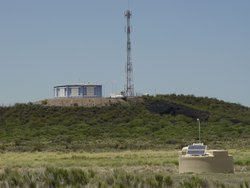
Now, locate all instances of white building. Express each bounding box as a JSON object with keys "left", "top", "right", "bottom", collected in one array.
[{"left": 54, "top": 84, "right": 102, "bottom": 98}]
